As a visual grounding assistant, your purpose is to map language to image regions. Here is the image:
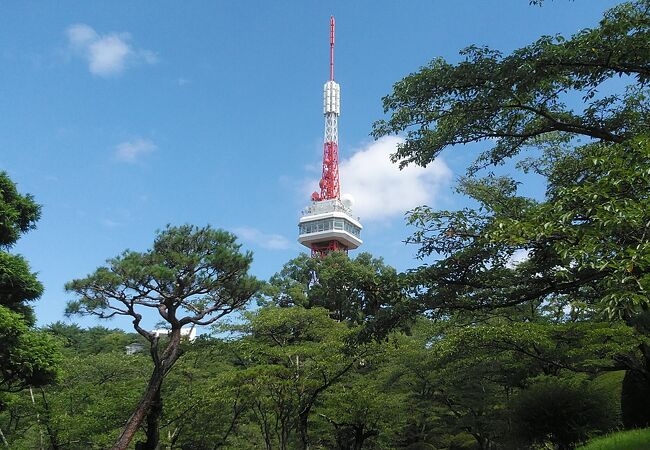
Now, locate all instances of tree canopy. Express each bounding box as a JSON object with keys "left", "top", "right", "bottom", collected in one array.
[
  {"left": 0, "top": 172, "right": 59, "bottom": 397},
  {"left": 373, "top": 0, "right": 650, "bottom": 434},
  {"left": 264, "top": 252, "right": 414, "bottom": 339},
  {"left": 373, "top": 0, "right": 649, "bottom": 172},
  {"left": 66, "top": 225, "right": 260, "bottom": 450},
  {"left": 373, "top": 0, "right": 650, "bottom": 321}
]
